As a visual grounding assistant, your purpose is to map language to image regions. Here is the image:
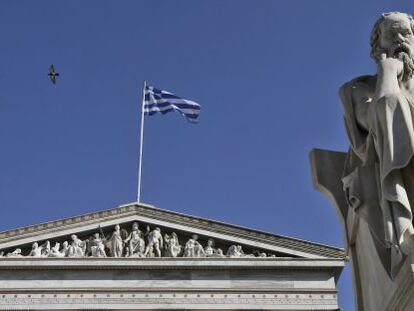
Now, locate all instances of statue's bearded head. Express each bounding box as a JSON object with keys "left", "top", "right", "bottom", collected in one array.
[{"left": 371, "top": 12, "right": 414, "bottom": 80}]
